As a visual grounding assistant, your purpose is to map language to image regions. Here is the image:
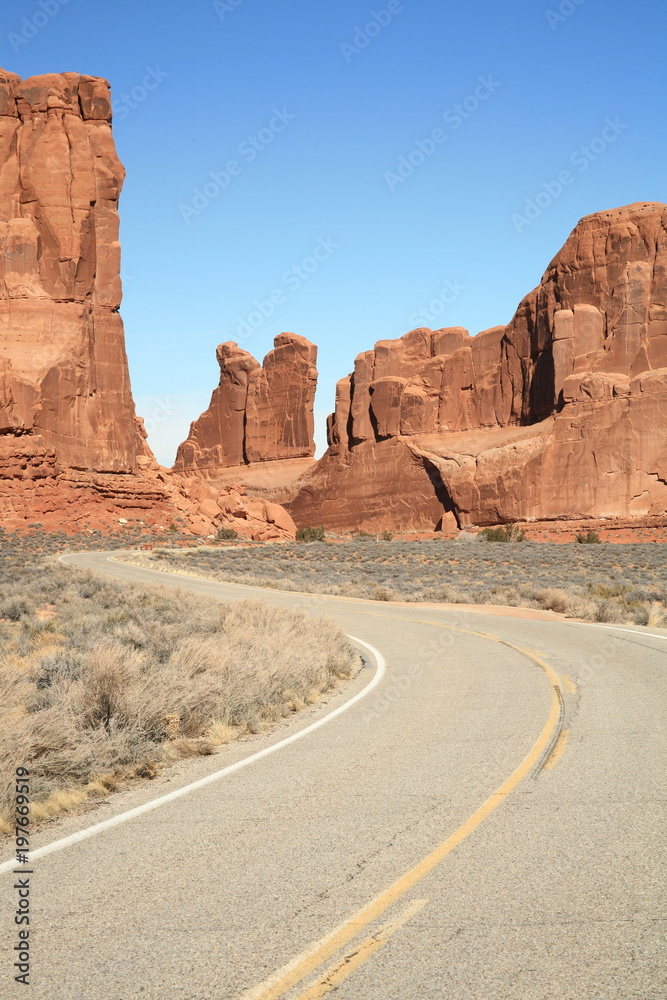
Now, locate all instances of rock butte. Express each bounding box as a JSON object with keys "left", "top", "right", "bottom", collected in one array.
[
  {"left": 174, "top": 334, "right": 318, "bottom": 502},
  {"left": 0, "top": 68, "right": 296, "bottom": 540},
  {"left": 286, "top": 202, "right": 667, "bottom": 532}
]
